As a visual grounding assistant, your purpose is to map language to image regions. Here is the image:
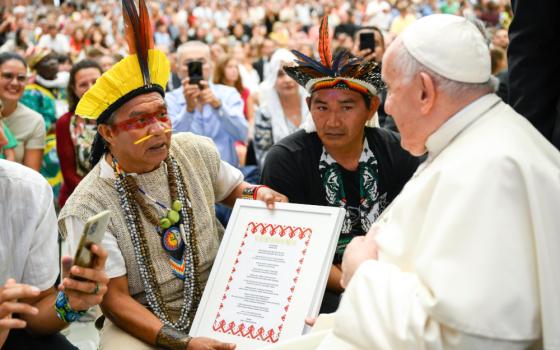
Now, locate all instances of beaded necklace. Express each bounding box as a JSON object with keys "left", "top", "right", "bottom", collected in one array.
[{"left": 112, "top": 155, "right": 201, "bottom": 331}]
